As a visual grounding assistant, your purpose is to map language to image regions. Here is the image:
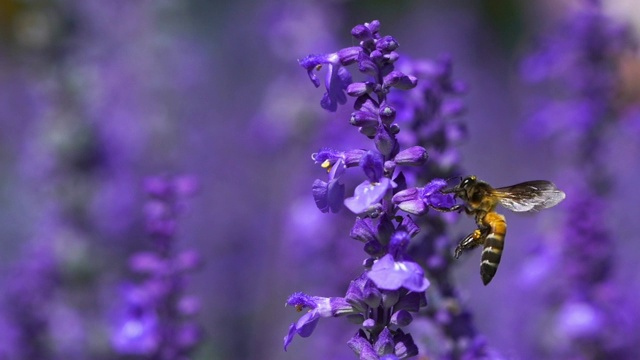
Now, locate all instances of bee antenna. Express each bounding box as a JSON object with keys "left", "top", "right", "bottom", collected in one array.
[{"left": 444, "top": 176, "right": 460, "bottom": 185}]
